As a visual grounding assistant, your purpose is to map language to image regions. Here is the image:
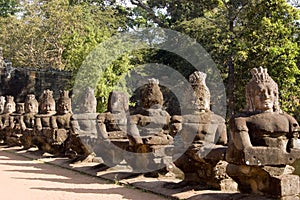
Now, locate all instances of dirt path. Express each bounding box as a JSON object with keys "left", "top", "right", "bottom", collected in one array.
[{"left": 0, "top": 150, "right": 167, "bottom": 200}]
